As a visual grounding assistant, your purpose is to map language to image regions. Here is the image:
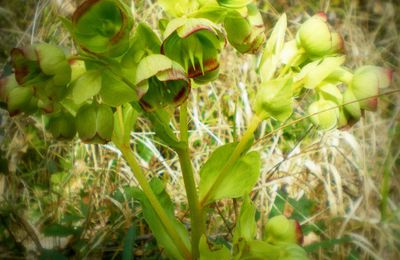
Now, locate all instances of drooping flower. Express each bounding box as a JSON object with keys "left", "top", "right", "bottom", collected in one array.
[
  {"left": 296, "top": 13, "right": 344, "bottom": 58},
  {"left": 350, "top": 65, "right": 392, "bottom": 111},
  {"left": 75, "top": 103, "right": 114, "bottom": 144},
  {"left": 224, "top": 3, "right": 265, "bottom": 54},
  {"left": 71, "top": 0, "right": 133, "bottom": 57},
  {"left": 161, "top": 18, "right": 224, "bottom": 84},
  {"left": 47, "top": 112, "right": 77, "bottom": 140},
  {"left": 135, "top": 54, "right": 190, "bottom": 111},
  {"left": 263, "top": 215, "right": 303, "bottom": 245}
]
